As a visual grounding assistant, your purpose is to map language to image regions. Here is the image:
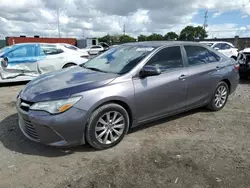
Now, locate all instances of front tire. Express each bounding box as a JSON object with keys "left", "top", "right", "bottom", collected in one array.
[
  {"left": 86, "top": 103, "right": 129, "bottom": 150},
  {"left": 207, "top": 81, "right": 229, "bottom": 111}
]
